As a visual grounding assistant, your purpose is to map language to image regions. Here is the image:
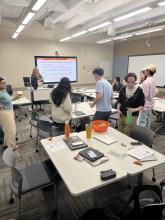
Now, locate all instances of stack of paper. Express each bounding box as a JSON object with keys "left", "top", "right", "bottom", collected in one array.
[{"left": 127, "top": 146, "right": 155, "bottom": 160}]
